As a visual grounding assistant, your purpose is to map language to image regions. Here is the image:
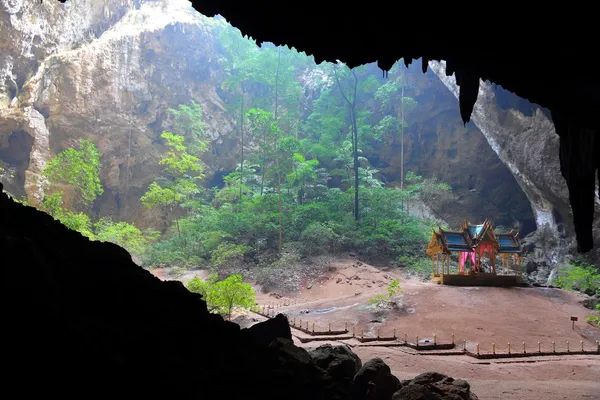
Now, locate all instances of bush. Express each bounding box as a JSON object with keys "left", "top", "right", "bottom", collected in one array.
[
  {"left": 398, "top": 255, "right": 431, "bottom": 280},
  {"left": 299, "top": 222, "right": 341, "bottom": 256},
  {"left": 187, "top": 274, "right": 255, "bottom": 319},
  {"left": 586, "top": 304, "right": 600, "bottom": 327},
  {"left": 211, "top": 242, "right": 250, "bottom": 271},
  {"left": 555, "top": 260, "right": 600, "bottom": 296}
]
